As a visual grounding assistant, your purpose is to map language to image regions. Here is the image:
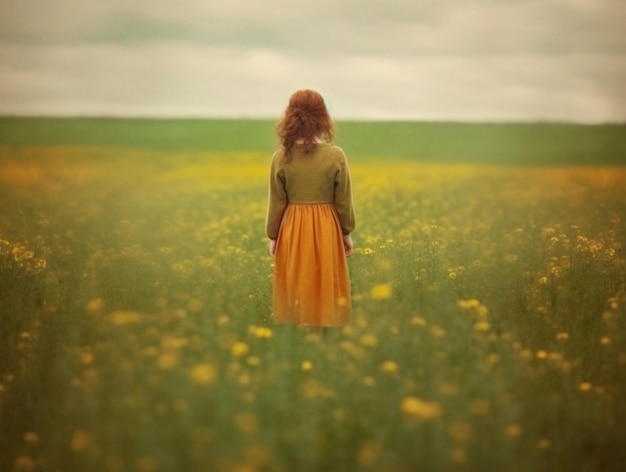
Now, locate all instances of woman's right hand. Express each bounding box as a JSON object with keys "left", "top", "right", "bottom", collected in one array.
[
  {"left": 343, "top": 234, "right": 353, "bottom": 256},
  {"left": 269, "top": 239, "right": 277, "bottom": 257}
]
